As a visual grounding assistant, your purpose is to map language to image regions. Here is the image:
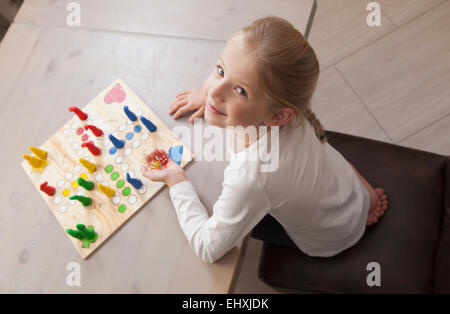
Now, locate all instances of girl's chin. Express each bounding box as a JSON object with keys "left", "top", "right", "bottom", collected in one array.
[{"left": 205, "top": 110, "right": 227, "bottom": 127}]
